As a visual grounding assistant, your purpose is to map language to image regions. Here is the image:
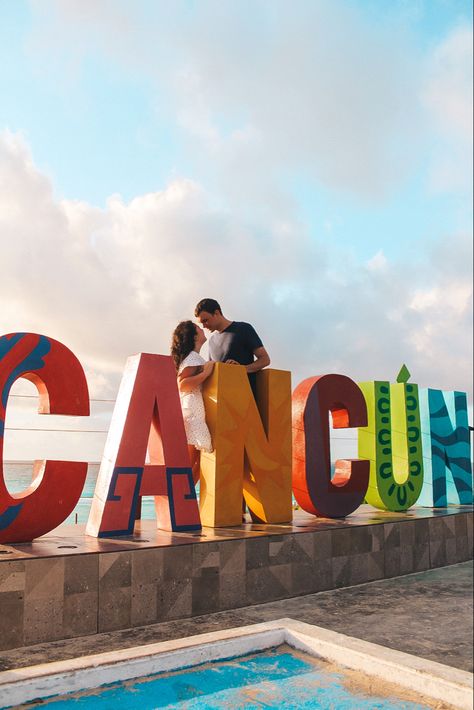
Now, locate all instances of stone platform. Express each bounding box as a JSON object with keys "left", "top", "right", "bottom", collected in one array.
[{"left": 0, "top": 505, "right": 472, "bottom": 651}]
